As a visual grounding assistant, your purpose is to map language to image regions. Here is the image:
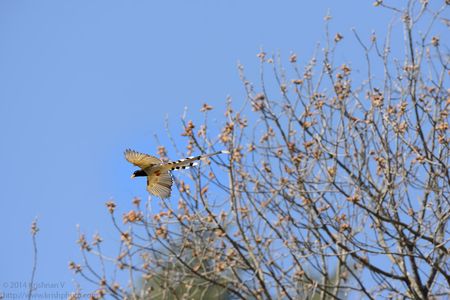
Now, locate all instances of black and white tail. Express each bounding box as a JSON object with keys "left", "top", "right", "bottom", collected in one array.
[{"left": 166, "top": 150, "right": 229, "bottom": 171}]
